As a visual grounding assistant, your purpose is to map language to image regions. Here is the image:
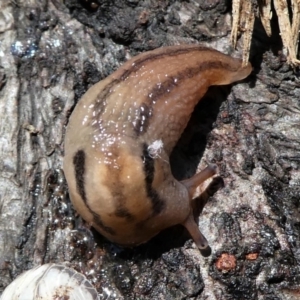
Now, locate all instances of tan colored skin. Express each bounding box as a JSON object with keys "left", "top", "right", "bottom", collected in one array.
[{"left": 64, "top": 45, "right": 252, "bottom": 256}]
